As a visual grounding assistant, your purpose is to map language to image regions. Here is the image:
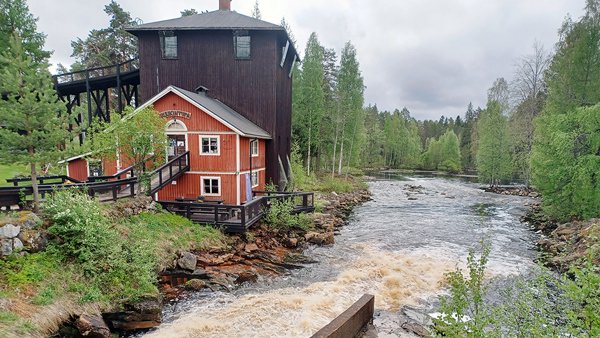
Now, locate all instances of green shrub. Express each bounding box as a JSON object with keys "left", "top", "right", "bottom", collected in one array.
[
  {"left": 435, "top": 242, "right": 600, "bottom": 337},
  {"left": 435, "top": 242, "right": 493, "bottom": 337},
  {"left": 265, "top": 199, "right": 312, "bottom": 231},
  {"left": 44, "top": 191, "right": 157, "bottom": 302}
]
